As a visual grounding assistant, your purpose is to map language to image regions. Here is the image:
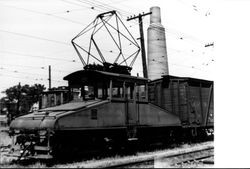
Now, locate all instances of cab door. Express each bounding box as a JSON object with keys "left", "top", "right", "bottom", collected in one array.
[{"left": 124, "top": 82, "right": 137, "bottom": 125}]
